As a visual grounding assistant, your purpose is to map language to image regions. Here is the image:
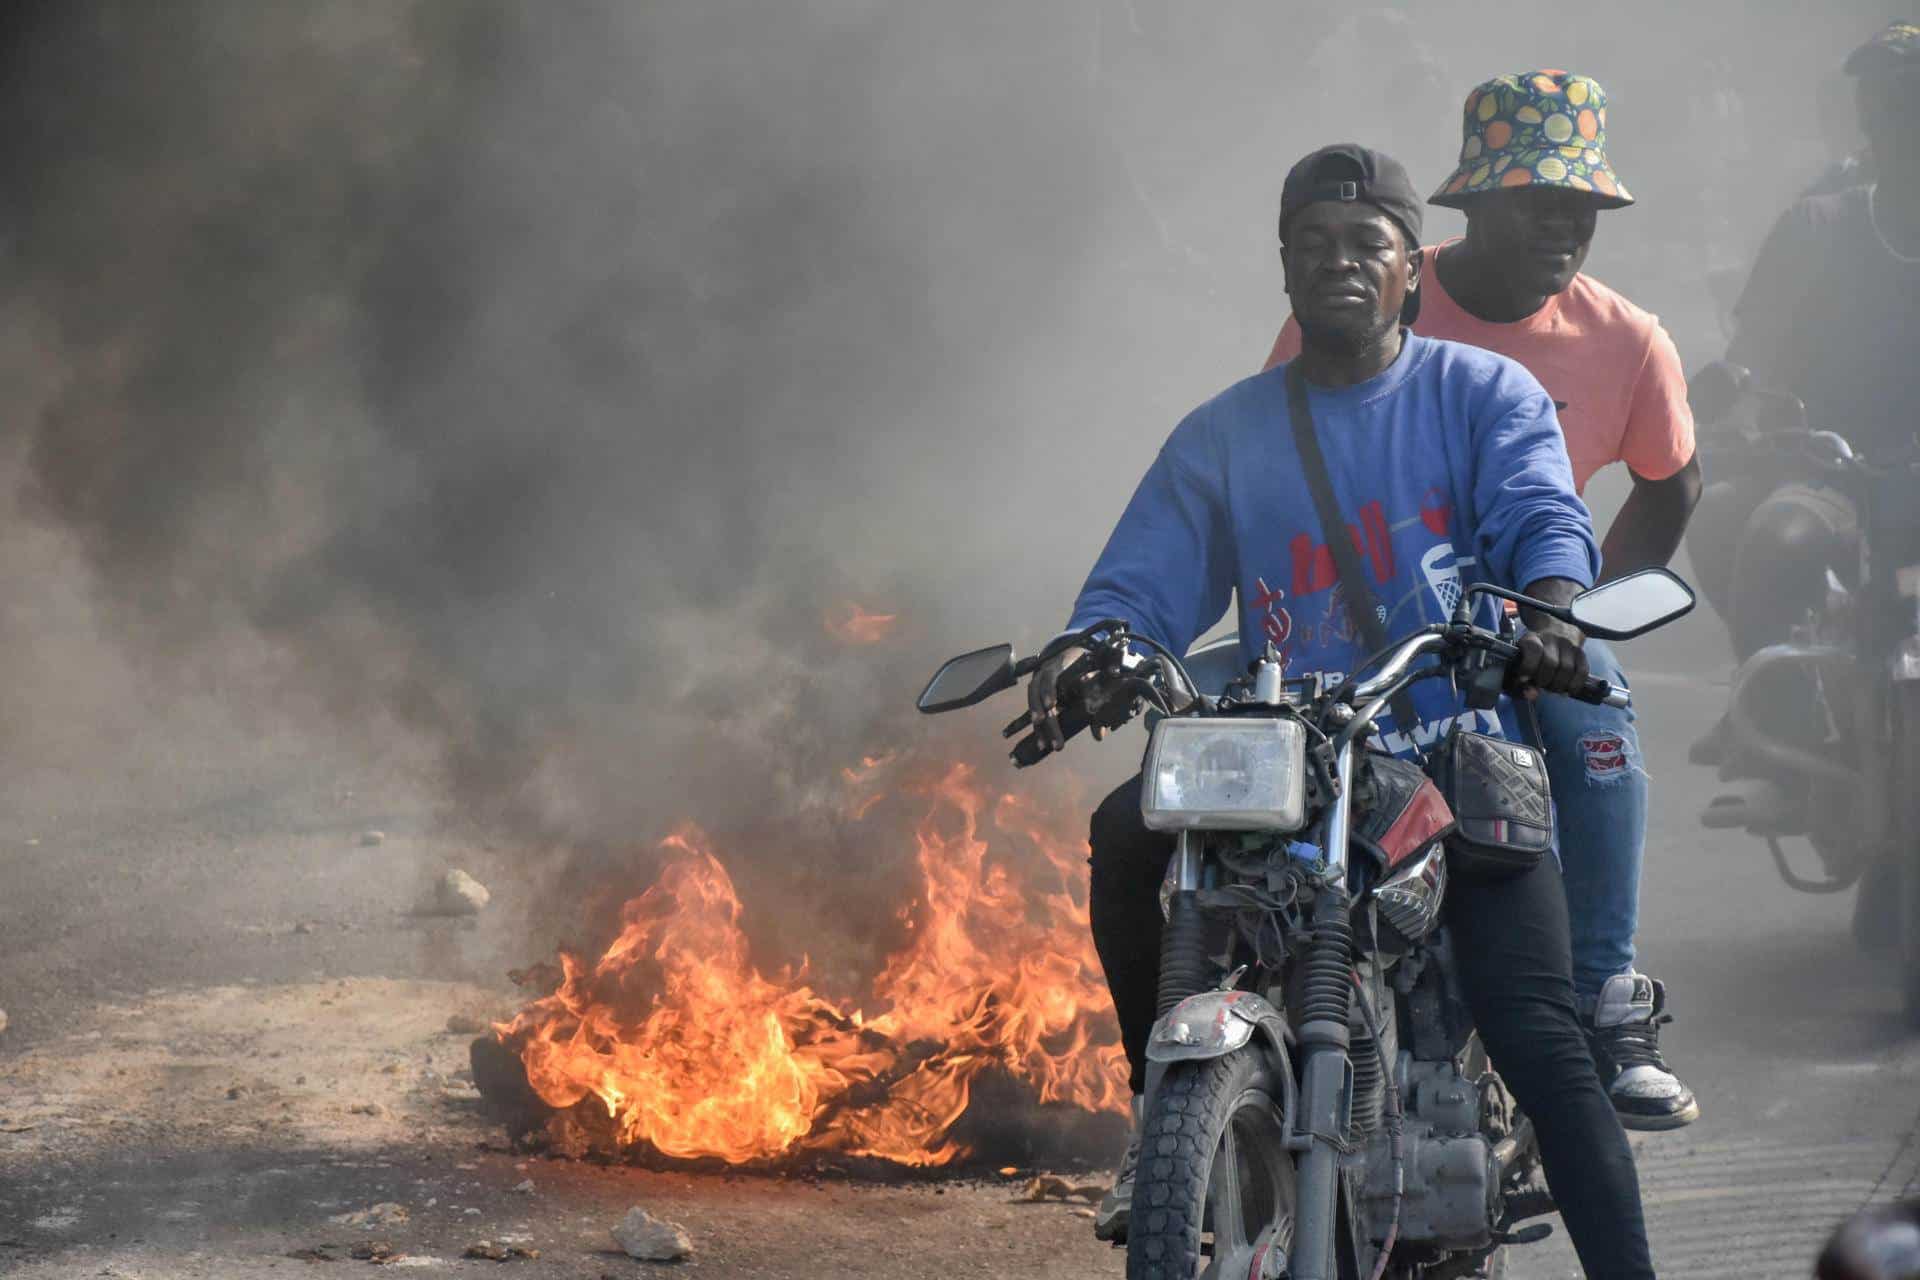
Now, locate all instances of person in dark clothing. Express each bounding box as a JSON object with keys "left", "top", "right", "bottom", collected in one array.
[
  {"left": 1688, "top": 22, "right": 1920, "bottom": 796},
  {"left": 1036, "top": 141, "right": 1655, "bottom": 1278},
  {"left": 1725, "top": 23, "right": 1920, "bottom": 462}
]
